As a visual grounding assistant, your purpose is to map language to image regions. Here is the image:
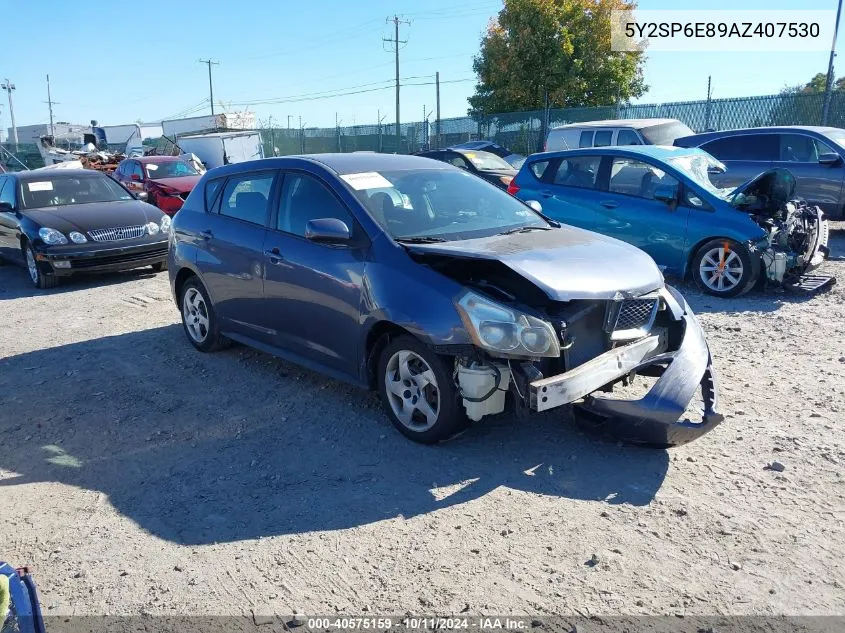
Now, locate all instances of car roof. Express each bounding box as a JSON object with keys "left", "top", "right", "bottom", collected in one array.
[
  {"left": 550, "top": 118, "right": 680, "bottom": 131},
  {"left": 676, "top": 125, "right": 842, "bottom": 145},
  {"left": 207, "top": 153, "right": 452, "bottom": 177},
  {"left": 12, "top": 169, "right": 107, "bottom": 181},
  {"left": 527, "top": 144, "right": 705, "bottom": 161},
  {"left": 135, "top": 156, "right": 185, "bottom": 164}
]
